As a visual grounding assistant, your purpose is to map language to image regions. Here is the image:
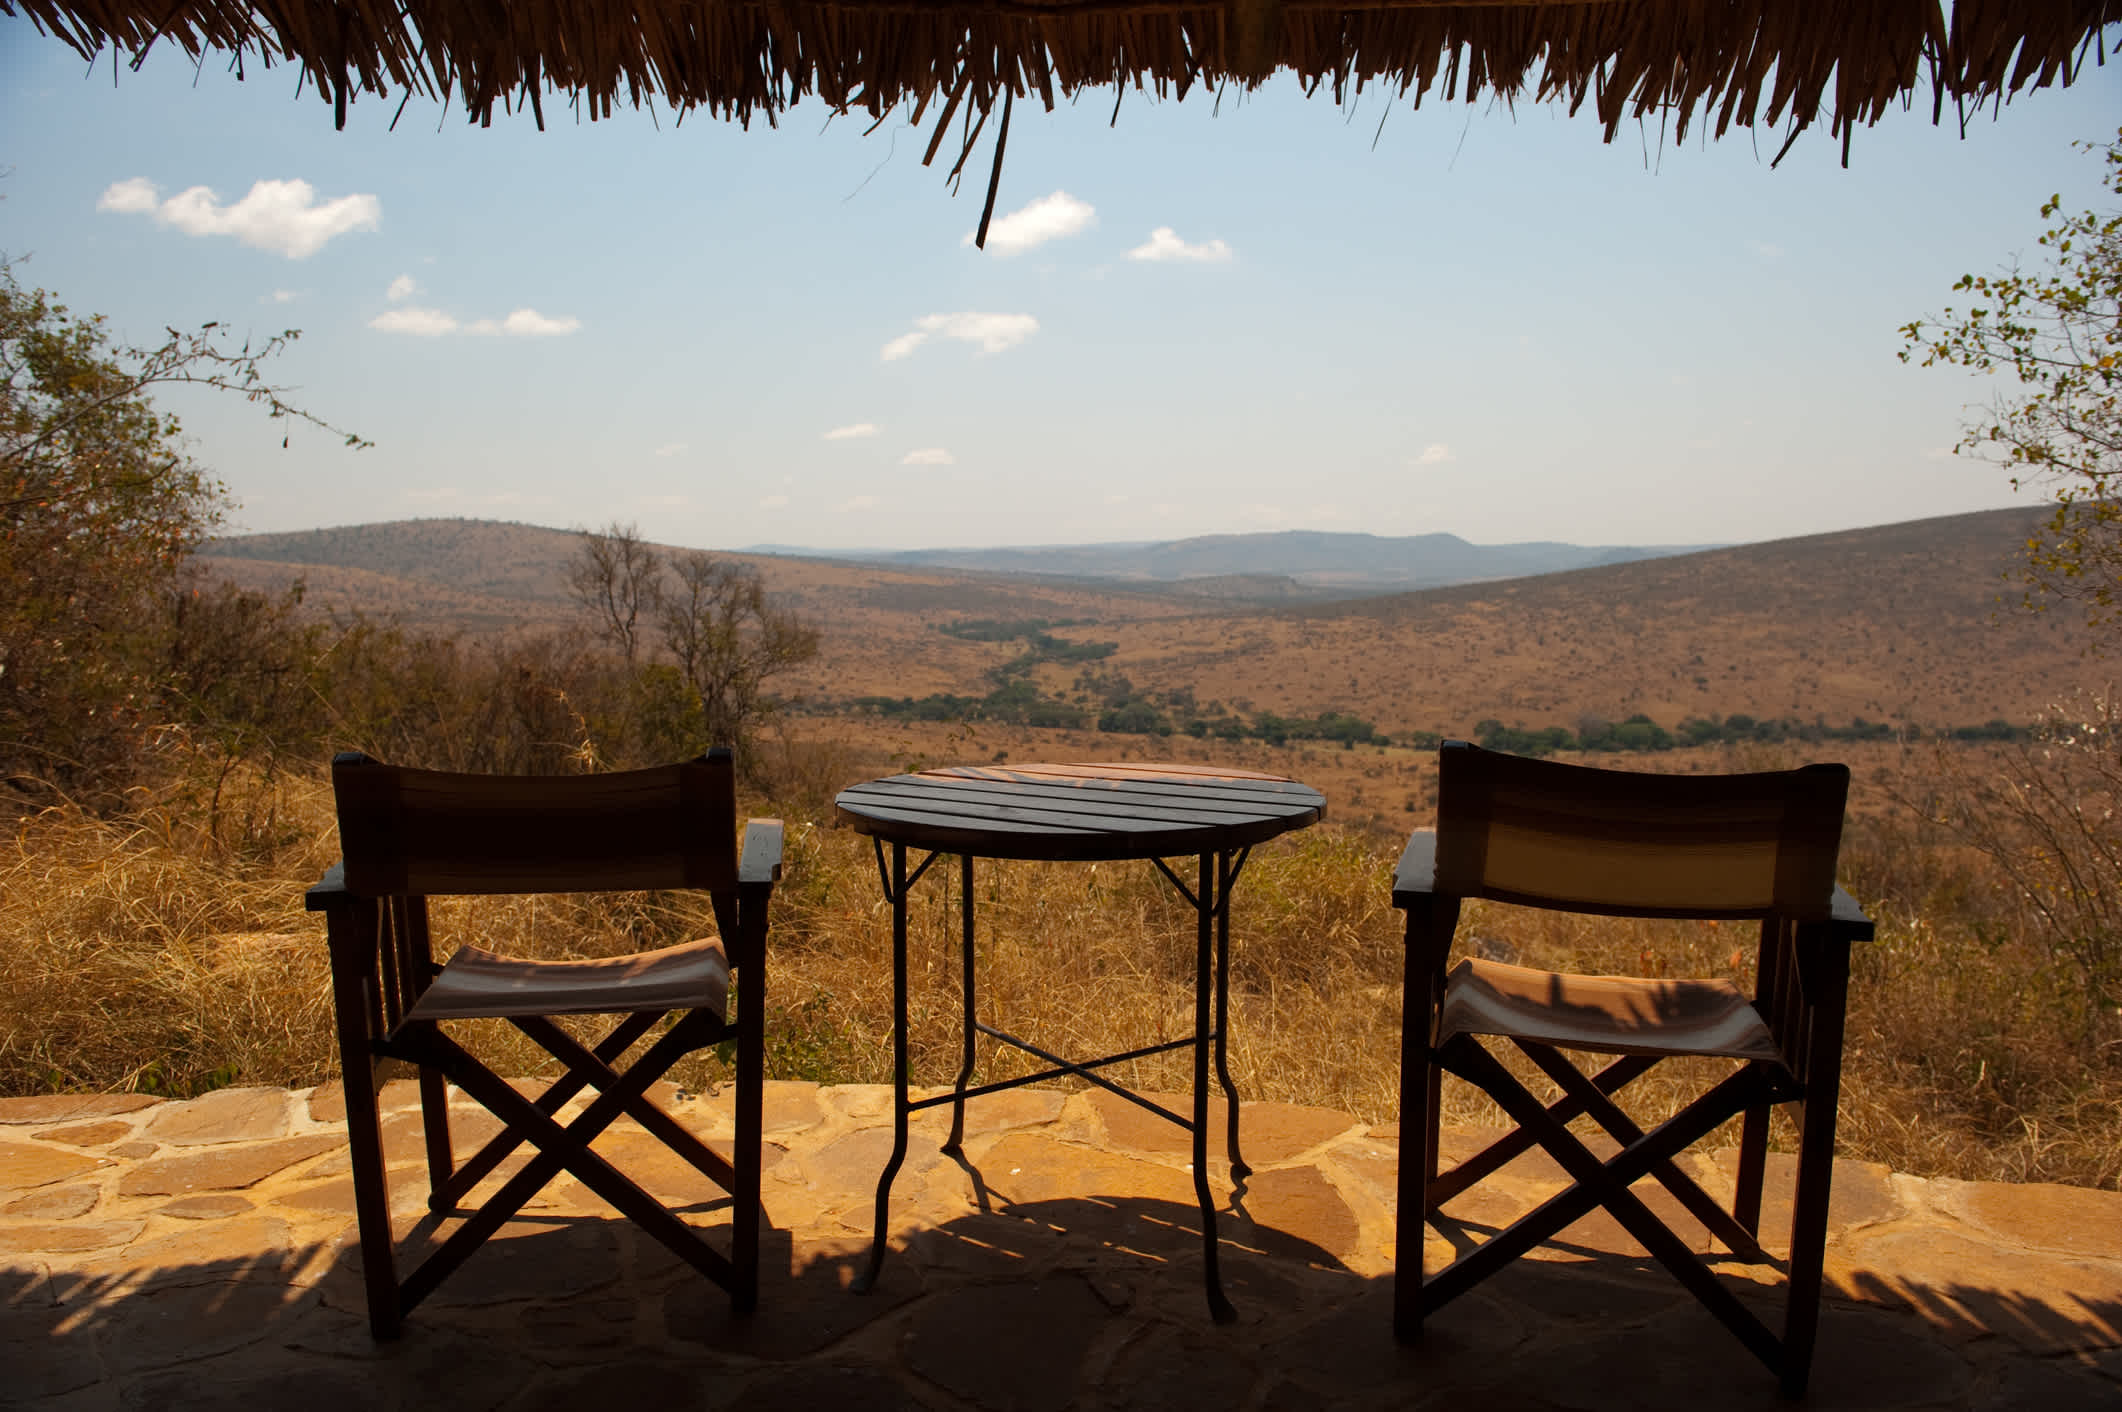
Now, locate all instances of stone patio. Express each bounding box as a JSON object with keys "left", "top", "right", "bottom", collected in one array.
[{"left": 4, "top": 1081, "right": 2119, "bottom": 1410}]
